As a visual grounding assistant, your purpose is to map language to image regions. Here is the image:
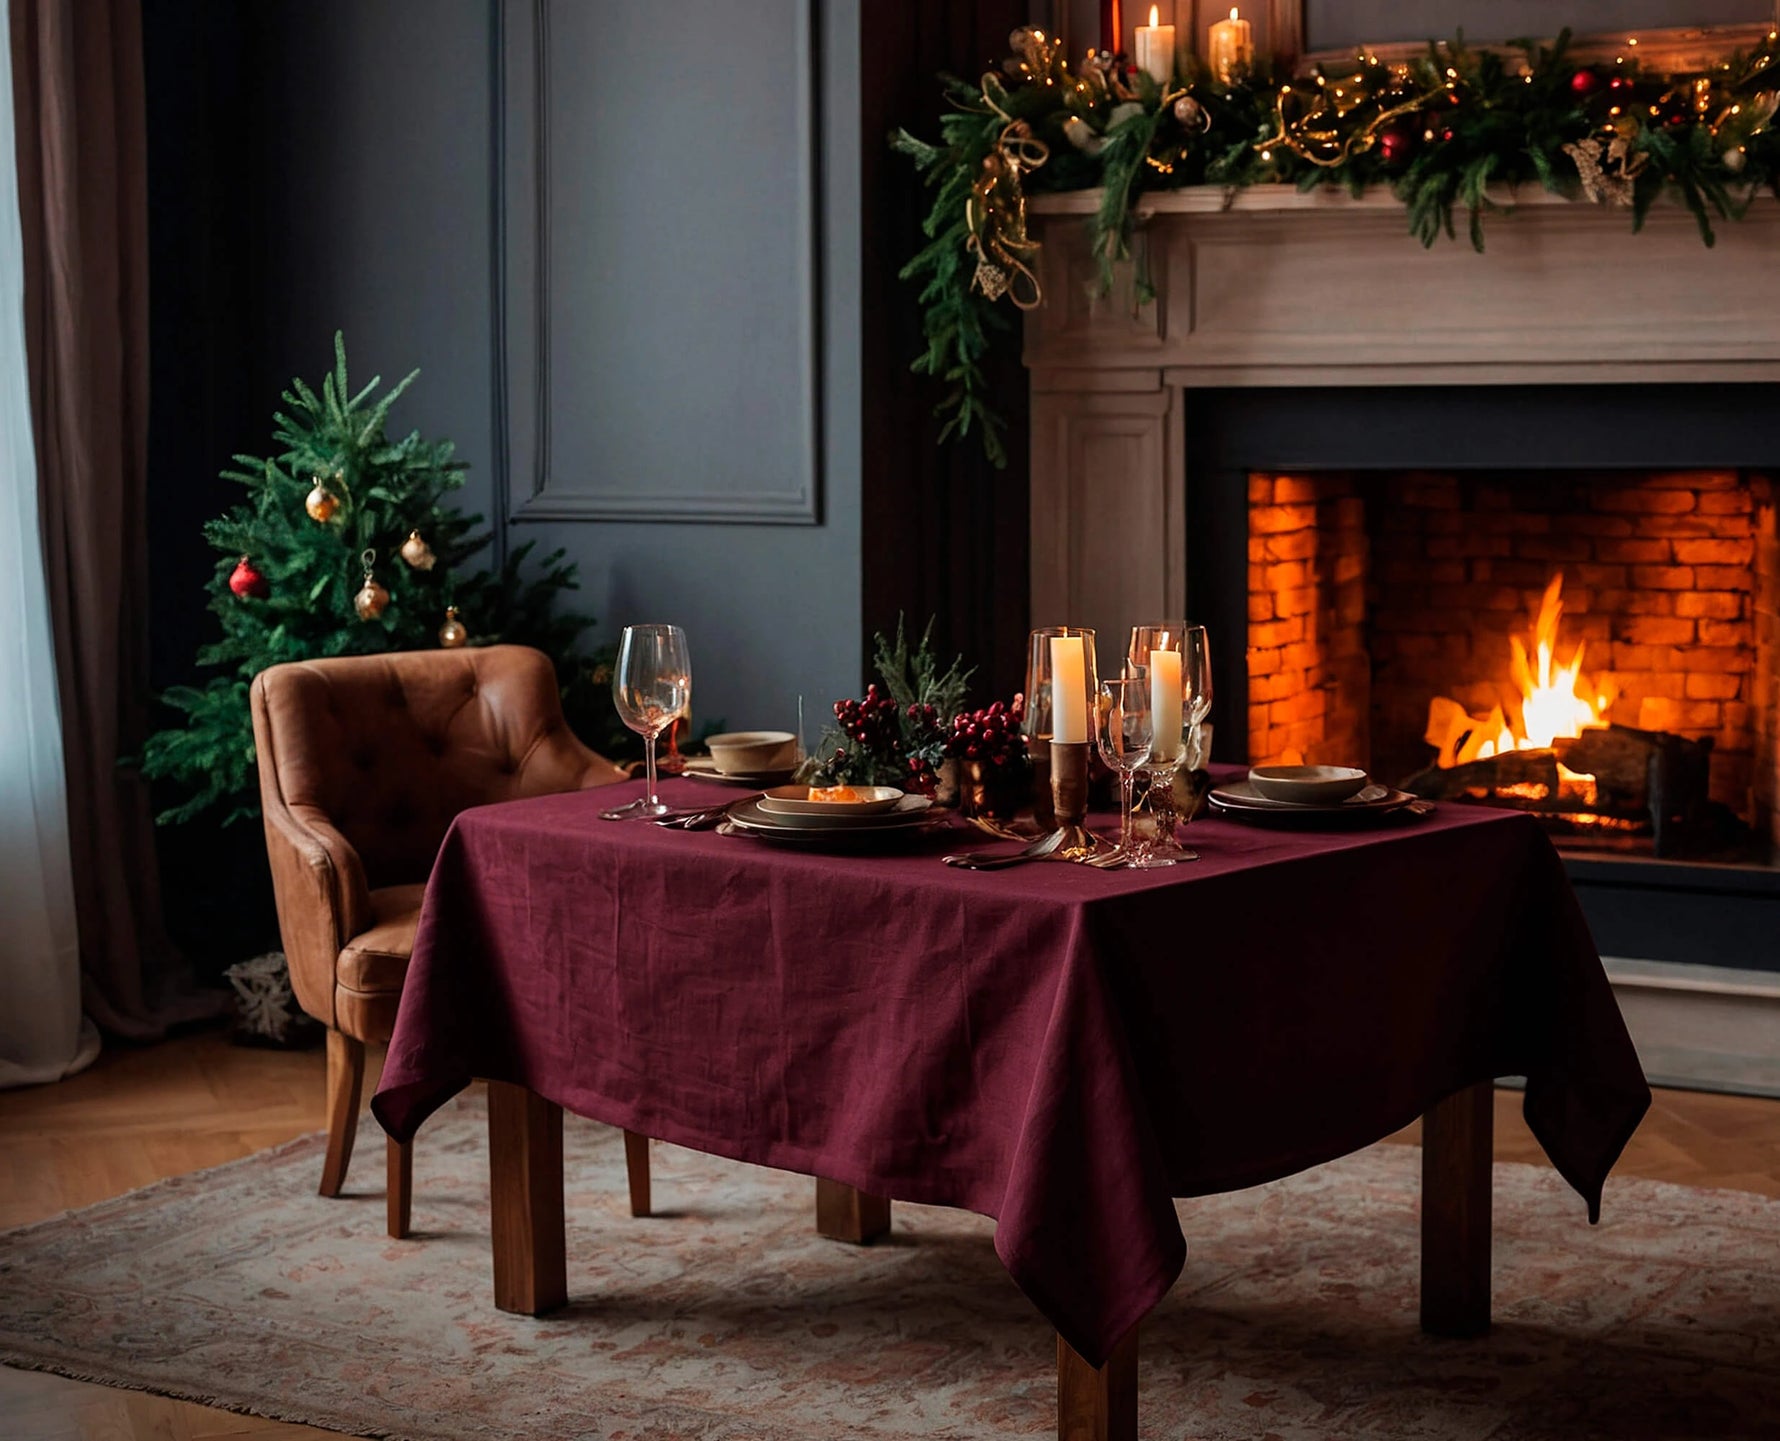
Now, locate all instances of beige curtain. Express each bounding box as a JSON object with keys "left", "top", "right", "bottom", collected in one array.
[{"left": 9, "top": 0, "right": 203, "bottom": 1036}]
